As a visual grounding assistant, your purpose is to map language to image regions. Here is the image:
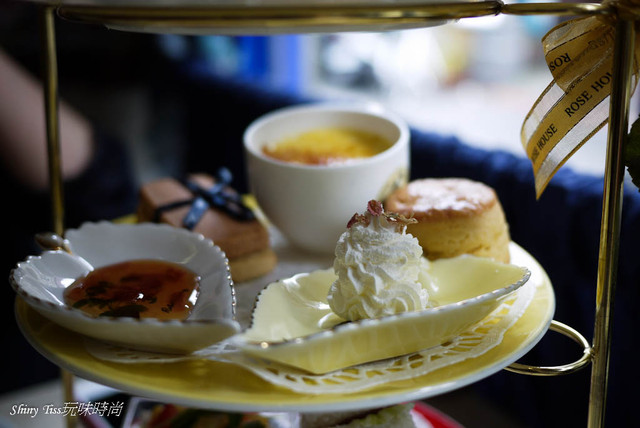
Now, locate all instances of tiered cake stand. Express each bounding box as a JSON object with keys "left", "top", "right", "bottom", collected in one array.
[{"left": 17, "top": 1, "right": 636, "bottom": 427}]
